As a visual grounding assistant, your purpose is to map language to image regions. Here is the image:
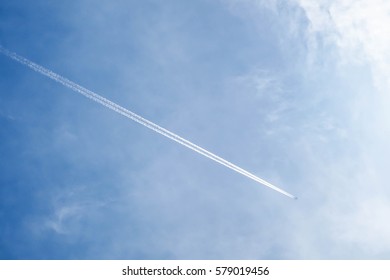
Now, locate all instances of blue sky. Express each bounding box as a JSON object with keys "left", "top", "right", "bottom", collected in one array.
[{"left": 1, "top": 0, "right": 390, "bottom": 259}]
